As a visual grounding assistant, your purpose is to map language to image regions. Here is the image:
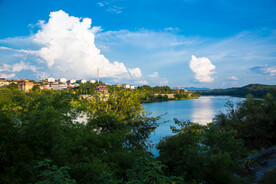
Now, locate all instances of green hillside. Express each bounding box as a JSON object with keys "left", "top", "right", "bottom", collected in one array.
[{"left": 198, "top": 84, "right": 276, "bottom": 98}]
